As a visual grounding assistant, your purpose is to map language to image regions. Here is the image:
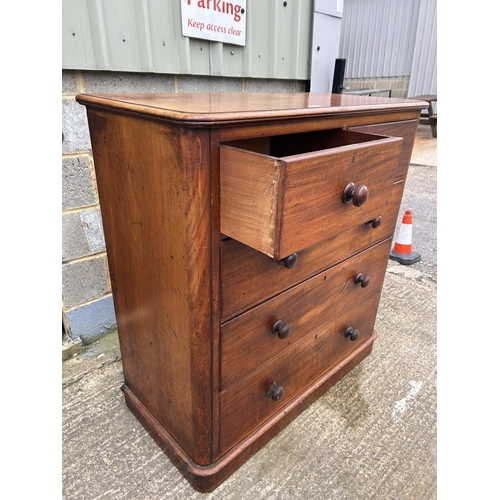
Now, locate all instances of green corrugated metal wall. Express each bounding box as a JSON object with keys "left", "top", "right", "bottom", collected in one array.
[{"left": 62, "top": 0, "right": 313, "bottom": 80}]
